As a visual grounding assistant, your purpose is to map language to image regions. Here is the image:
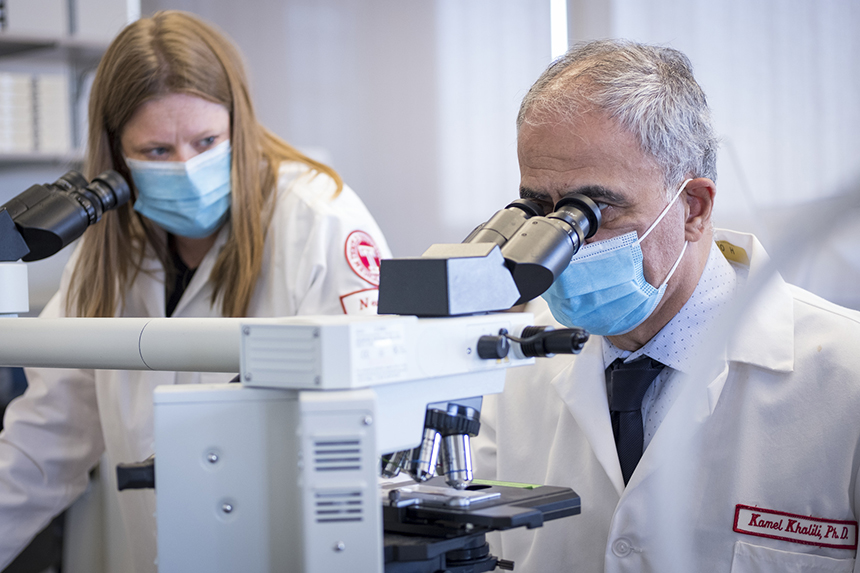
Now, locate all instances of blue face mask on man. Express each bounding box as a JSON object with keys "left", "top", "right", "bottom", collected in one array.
[
  {"left": 541, "top": 179, "right": 692, "bottom": 336},
  {"left": 126, "top": 140, "right": 232, "bottom": 238}
]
